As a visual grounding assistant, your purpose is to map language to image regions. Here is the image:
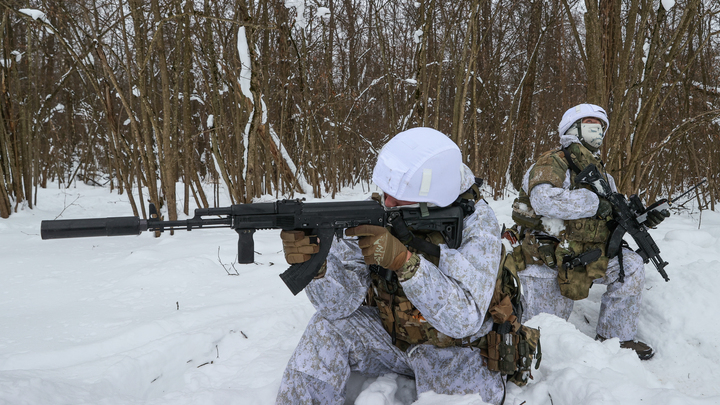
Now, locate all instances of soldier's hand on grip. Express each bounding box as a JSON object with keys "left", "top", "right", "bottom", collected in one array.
[
  {"left": 281, "top": 230, "right": 320, "bottom": 264},
  {"left": 345, "top": 225, "right": 408, "bottom": 271},
  {"left": 596, "top": 197, "right": 613, "bottom": 219}
]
